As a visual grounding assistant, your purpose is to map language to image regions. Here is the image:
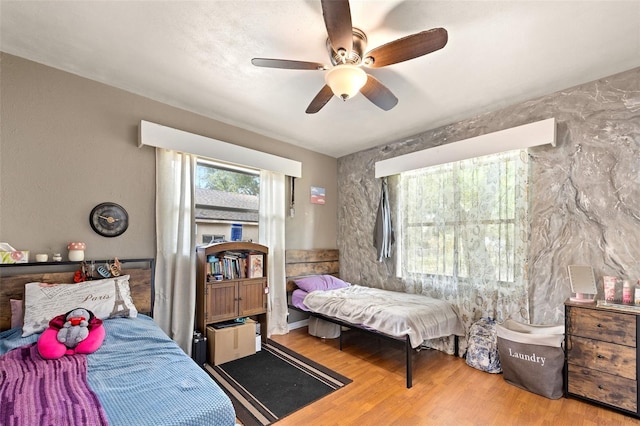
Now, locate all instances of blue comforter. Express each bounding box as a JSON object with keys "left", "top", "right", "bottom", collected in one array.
[{"left": 0, "top": 315, "right": 236, "bottom": 426}]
